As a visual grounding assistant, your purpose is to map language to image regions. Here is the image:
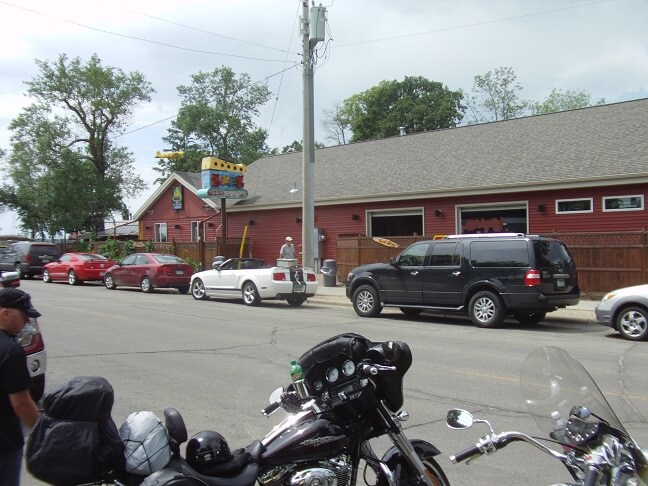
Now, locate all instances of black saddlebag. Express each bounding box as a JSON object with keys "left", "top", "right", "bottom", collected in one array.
[{"left": 26, "top": 376, "right": 124, "bottom": 485}]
